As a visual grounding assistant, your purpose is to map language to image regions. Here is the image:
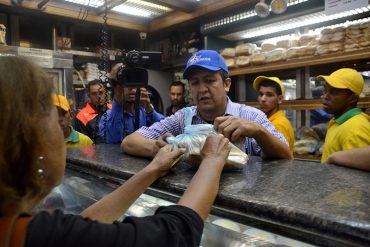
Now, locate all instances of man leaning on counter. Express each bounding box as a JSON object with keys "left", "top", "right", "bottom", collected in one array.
[{"left": 121, "top": 49, "right": 292, "bottom": 160}]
